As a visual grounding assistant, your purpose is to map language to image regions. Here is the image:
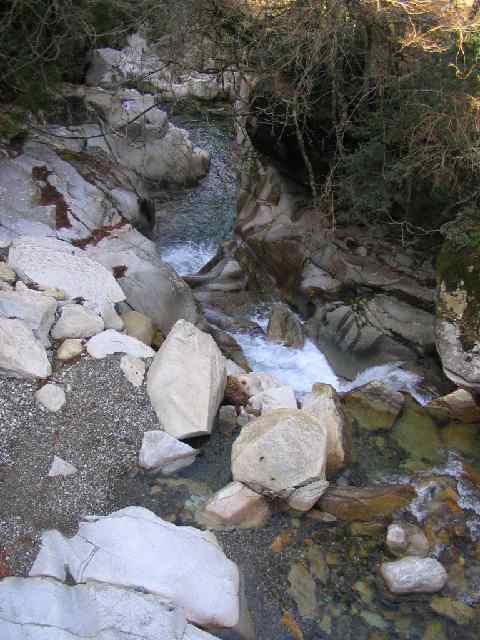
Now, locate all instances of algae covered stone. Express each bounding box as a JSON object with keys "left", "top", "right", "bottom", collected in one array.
[
  {"left": 391, "top": 396, "right": 445, "bottom": 465},
  {"left": 342, "top": 381, "right": 404, "bottom": 432}
]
